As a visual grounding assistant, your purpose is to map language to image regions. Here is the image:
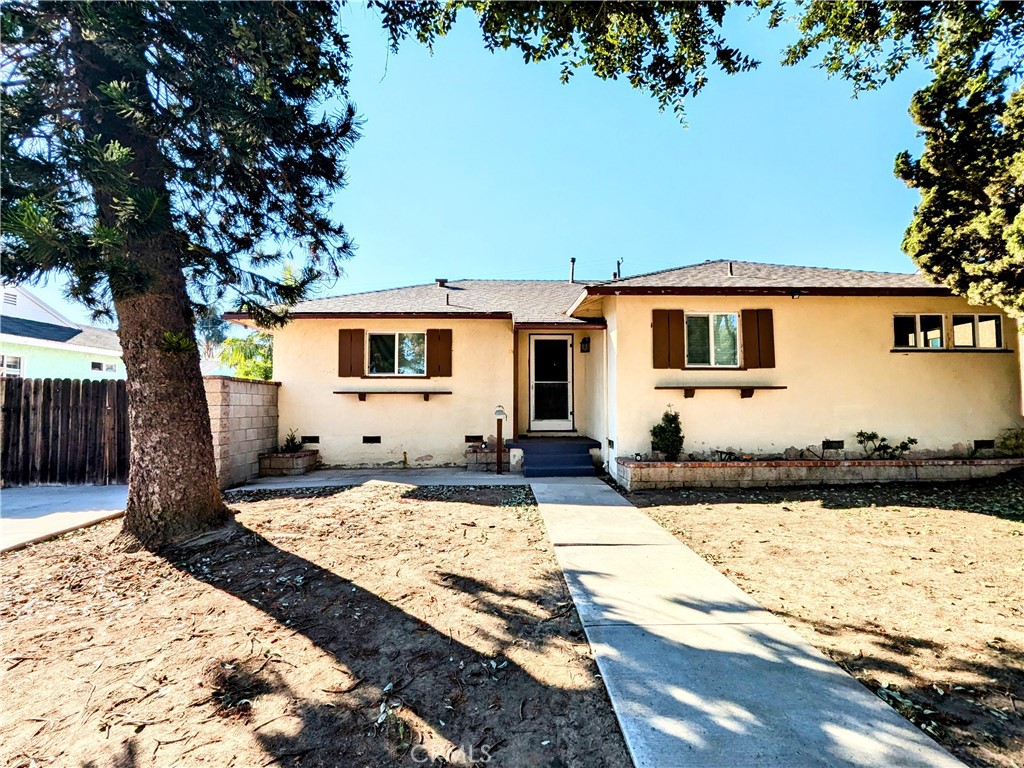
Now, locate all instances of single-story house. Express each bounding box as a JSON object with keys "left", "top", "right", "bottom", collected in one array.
[
  {"left": 228, "top": 260, "right": 1022, "bottom": 484},
  {"left": 0, "top": 285, "right": 124, "bottom": 380}
]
